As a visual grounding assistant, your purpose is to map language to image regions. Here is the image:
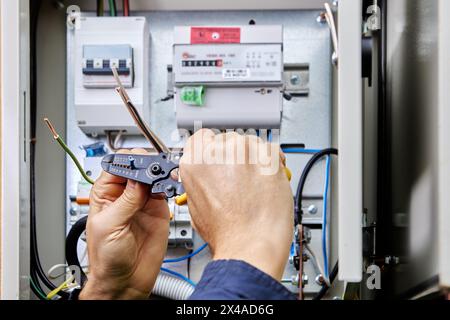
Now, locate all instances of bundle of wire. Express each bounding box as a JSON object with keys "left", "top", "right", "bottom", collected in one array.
[
  {"left": 44, "top": 118, "right": 205, "bottom": 295},
  {"left": 44, "top": 118, "right": 335, "bottom": 298},
  {"left": 29, "top": 0, "right": 72, "bottom": 300},
  {"left": 97, "top": 0, "right": 130, "bottom": 17},
  {"left": 283, "top": 146, "right": 339, "bottom": 299}
]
